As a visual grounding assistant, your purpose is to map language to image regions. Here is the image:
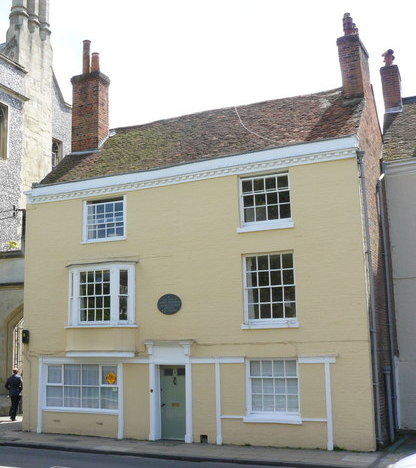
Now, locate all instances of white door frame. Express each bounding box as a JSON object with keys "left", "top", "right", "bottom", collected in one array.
[{"left": 145, "top": 340, "right": 193, "bottom": 443}]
